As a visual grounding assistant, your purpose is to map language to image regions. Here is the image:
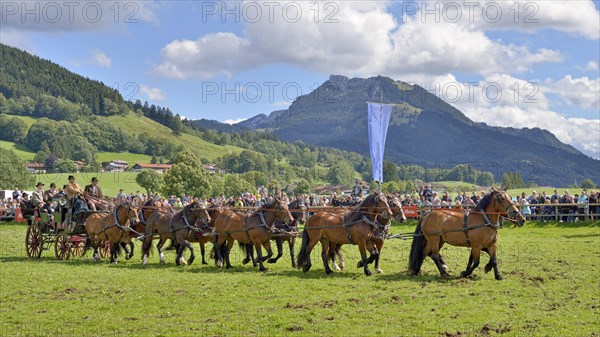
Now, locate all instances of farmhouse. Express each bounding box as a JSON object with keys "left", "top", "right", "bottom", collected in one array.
[
  {"left": 25, "top": 162, "right": 46, "bottom": 174},
  {"left": 103, "top": 160, "right": 128, "bottom": 172},
  {"left": 132, "top": 163, "right": 173, "bottom": 173}
]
